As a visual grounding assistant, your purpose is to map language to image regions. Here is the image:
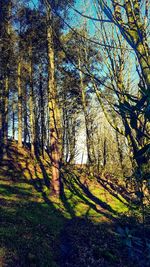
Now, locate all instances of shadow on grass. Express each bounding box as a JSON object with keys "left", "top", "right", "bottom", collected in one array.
[
  {"left": 0, "top": 142, "right": 134, "bottom": 218},
  {"left": 0, "top": 183, "right": 33, "bottom": 200},
  {"left": 0, "top": 144, "right": 150, "bottom": 267},
  {"left": 96, "top": 175, "right": 135, "bottom": 205},
  {"left": 61, "top": 169, "right": 119, "bottom": 222},
  {"left": 1, "top": 180, "right": 149, "bottom": 267},
  {"left": 0, "top": 177, "right": 66, "bottom": 267},
  {"left": 0, "top": 145, "right": 134, "bottom": 224},
  {"left": 35, "top": 153, "right": 50, "bottom": 187},
  {"left": 59, "top": 176, "right": 76, "bottom": 218}
]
